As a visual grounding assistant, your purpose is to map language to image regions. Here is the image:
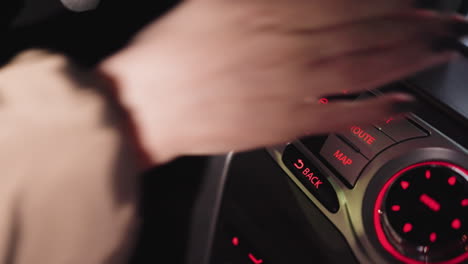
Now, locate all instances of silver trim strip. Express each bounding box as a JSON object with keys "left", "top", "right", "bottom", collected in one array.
[{"left": 186, "top": 153, "right": 233, "bottom": 264}]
